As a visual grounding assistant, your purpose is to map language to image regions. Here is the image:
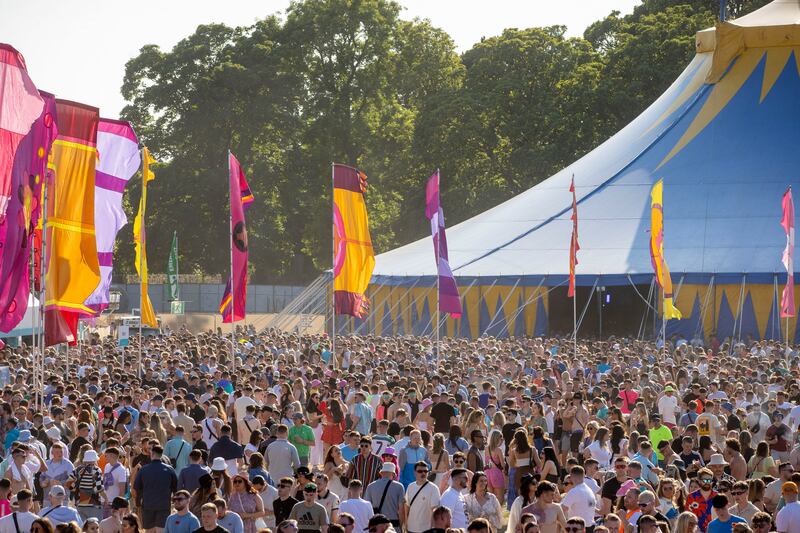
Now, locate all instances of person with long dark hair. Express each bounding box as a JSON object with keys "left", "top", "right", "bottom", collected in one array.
[
  {"left": 321, "top": 398, "right": 346, "bottom": 457},
  {"left": 465, "top": 472, "right": 502, "bottom": 525}
]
